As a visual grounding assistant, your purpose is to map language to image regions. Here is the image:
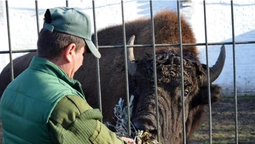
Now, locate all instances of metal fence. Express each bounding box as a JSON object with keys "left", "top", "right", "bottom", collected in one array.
[{"left": 1, "top": 0, "right": 255, "bottom": 143}]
